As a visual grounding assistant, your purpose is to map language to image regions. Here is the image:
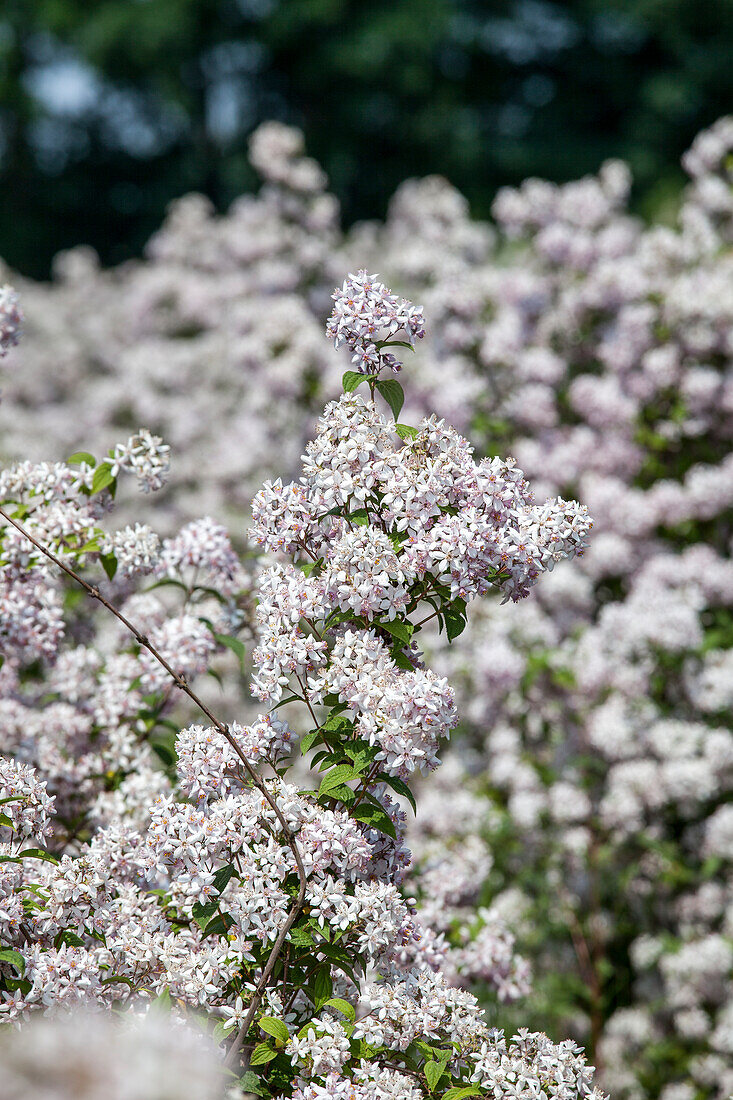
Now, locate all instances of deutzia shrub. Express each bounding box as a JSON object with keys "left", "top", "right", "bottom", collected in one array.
[
  {"left": 0, "top": 280, "right": 600, "bottom": 1100},
  {"left": 5, "top": 116, "right": 733, "bottom": 1097}
]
